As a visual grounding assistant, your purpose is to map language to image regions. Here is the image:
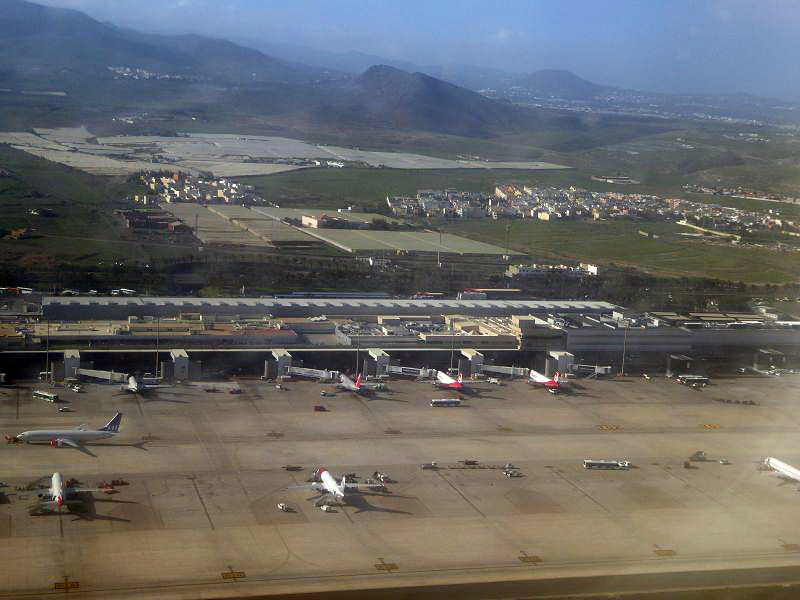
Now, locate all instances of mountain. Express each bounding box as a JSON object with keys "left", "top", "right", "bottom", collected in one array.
[
  {"left": 0, "top": 0, "right": 333, "bottom": 86},
  {"left": 333, "top": 65, "right": 531, "bottom": 135},
  {"left": 511, "top": 69, "right": 610, "bottom": 99},
  {"left": 0, "top": 1, "right": 652, "bottom": 142},
  {"left": 245, "top": 40, "right": 518, "bottom": 91}
]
